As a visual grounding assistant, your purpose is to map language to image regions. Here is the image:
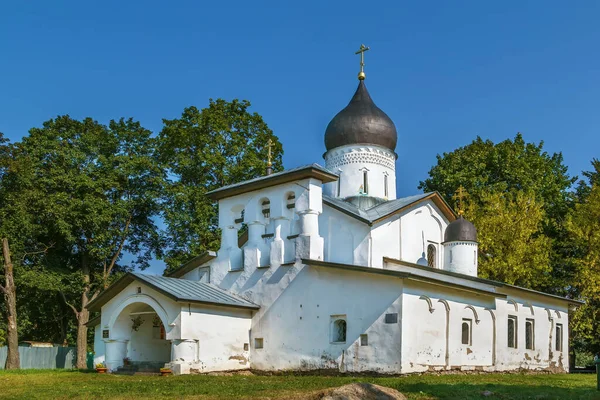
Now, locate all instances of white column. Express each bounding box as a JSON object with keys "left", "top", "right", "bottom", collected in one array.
[
  {"left": 295, "top": 210, "right": 324, "bottom": 260},
  {"left": 244, "top": 221, "right": 265, "bottom": 269},
  {"left": 169, "top": 339, "right": 198, "bottom": 375},
  {"left": 104, "top": 339, "right": 128, "bottom": 371},
  {"left": 218, "top": 224, "right": 242, "bottom": 271},
  {"left": 270, "top": 217, "right": 290, "bottom": 267}
]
